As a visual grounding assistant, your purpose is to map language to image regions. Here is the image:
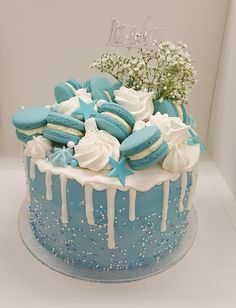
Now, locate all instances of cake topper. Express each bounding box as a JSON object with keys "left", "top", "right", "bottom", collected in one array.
[{"left": 107, "top": 16, "right": 163, "bottom": 50}]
